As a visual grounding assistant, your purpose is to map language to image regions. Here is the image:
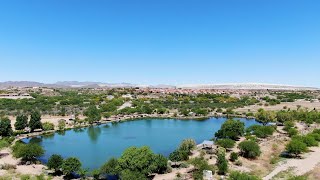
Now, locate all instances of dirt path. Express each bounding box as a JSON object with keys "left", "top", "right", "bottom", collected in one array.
[{"left": 263, "top": 147, "right": 320, "bottom": 180}]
